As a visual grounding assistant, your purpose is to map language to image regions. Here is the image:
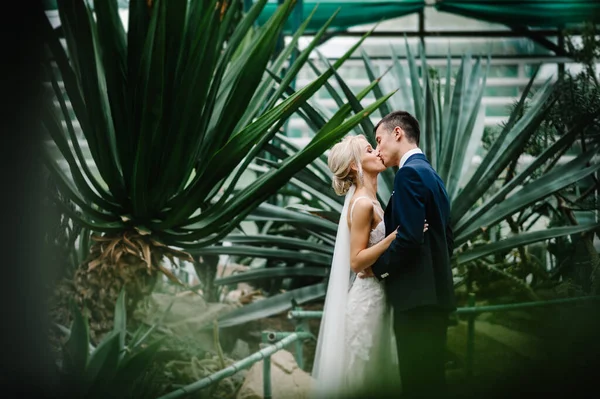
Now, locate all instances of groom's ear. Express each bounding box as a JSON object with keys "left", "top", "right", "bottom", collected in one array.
[{"left": 393, "top": 126, "right": 403, "bottom": 141}]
